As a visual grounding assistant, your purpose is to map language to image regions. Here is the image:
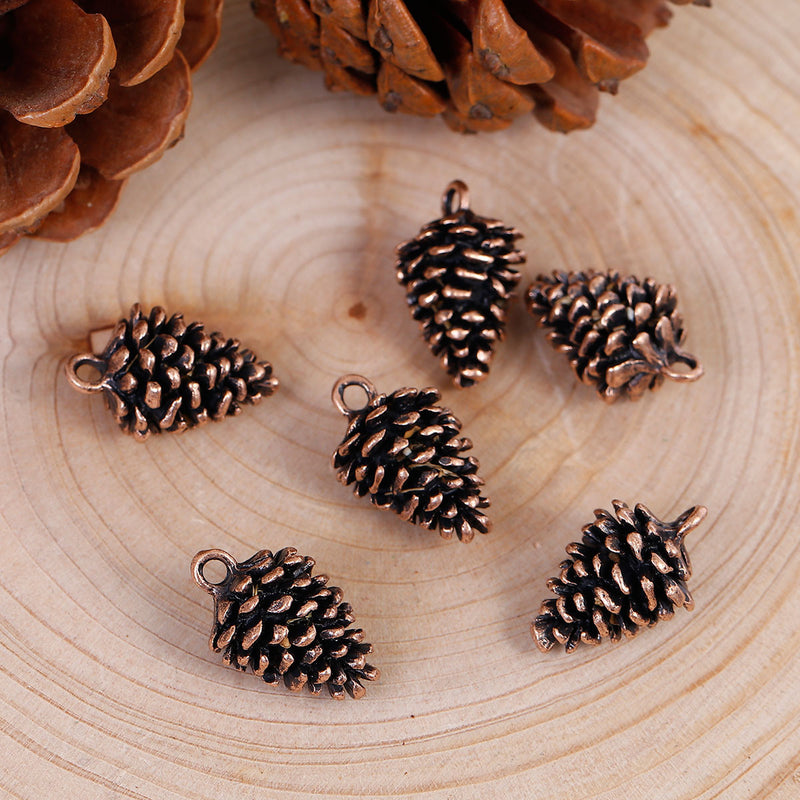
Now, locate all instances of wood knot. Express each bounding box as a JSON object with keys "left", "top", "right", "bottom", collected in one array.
[{"left": 348, "top": 301, "right": 367, "bottom": 320}]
